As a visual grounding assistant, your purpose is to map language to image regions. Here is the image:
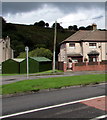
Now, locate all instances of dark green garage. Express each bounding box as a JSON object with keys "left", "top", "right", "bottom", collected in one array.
[
  {"left": 2, "top": 57, "right": 52, "bottom": 74},
  {"left": 20, "top": 57, "right": 52, "bottom": 74},
  {"left": 2, "top": 58, "right": 24, "bottom": 74}
]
